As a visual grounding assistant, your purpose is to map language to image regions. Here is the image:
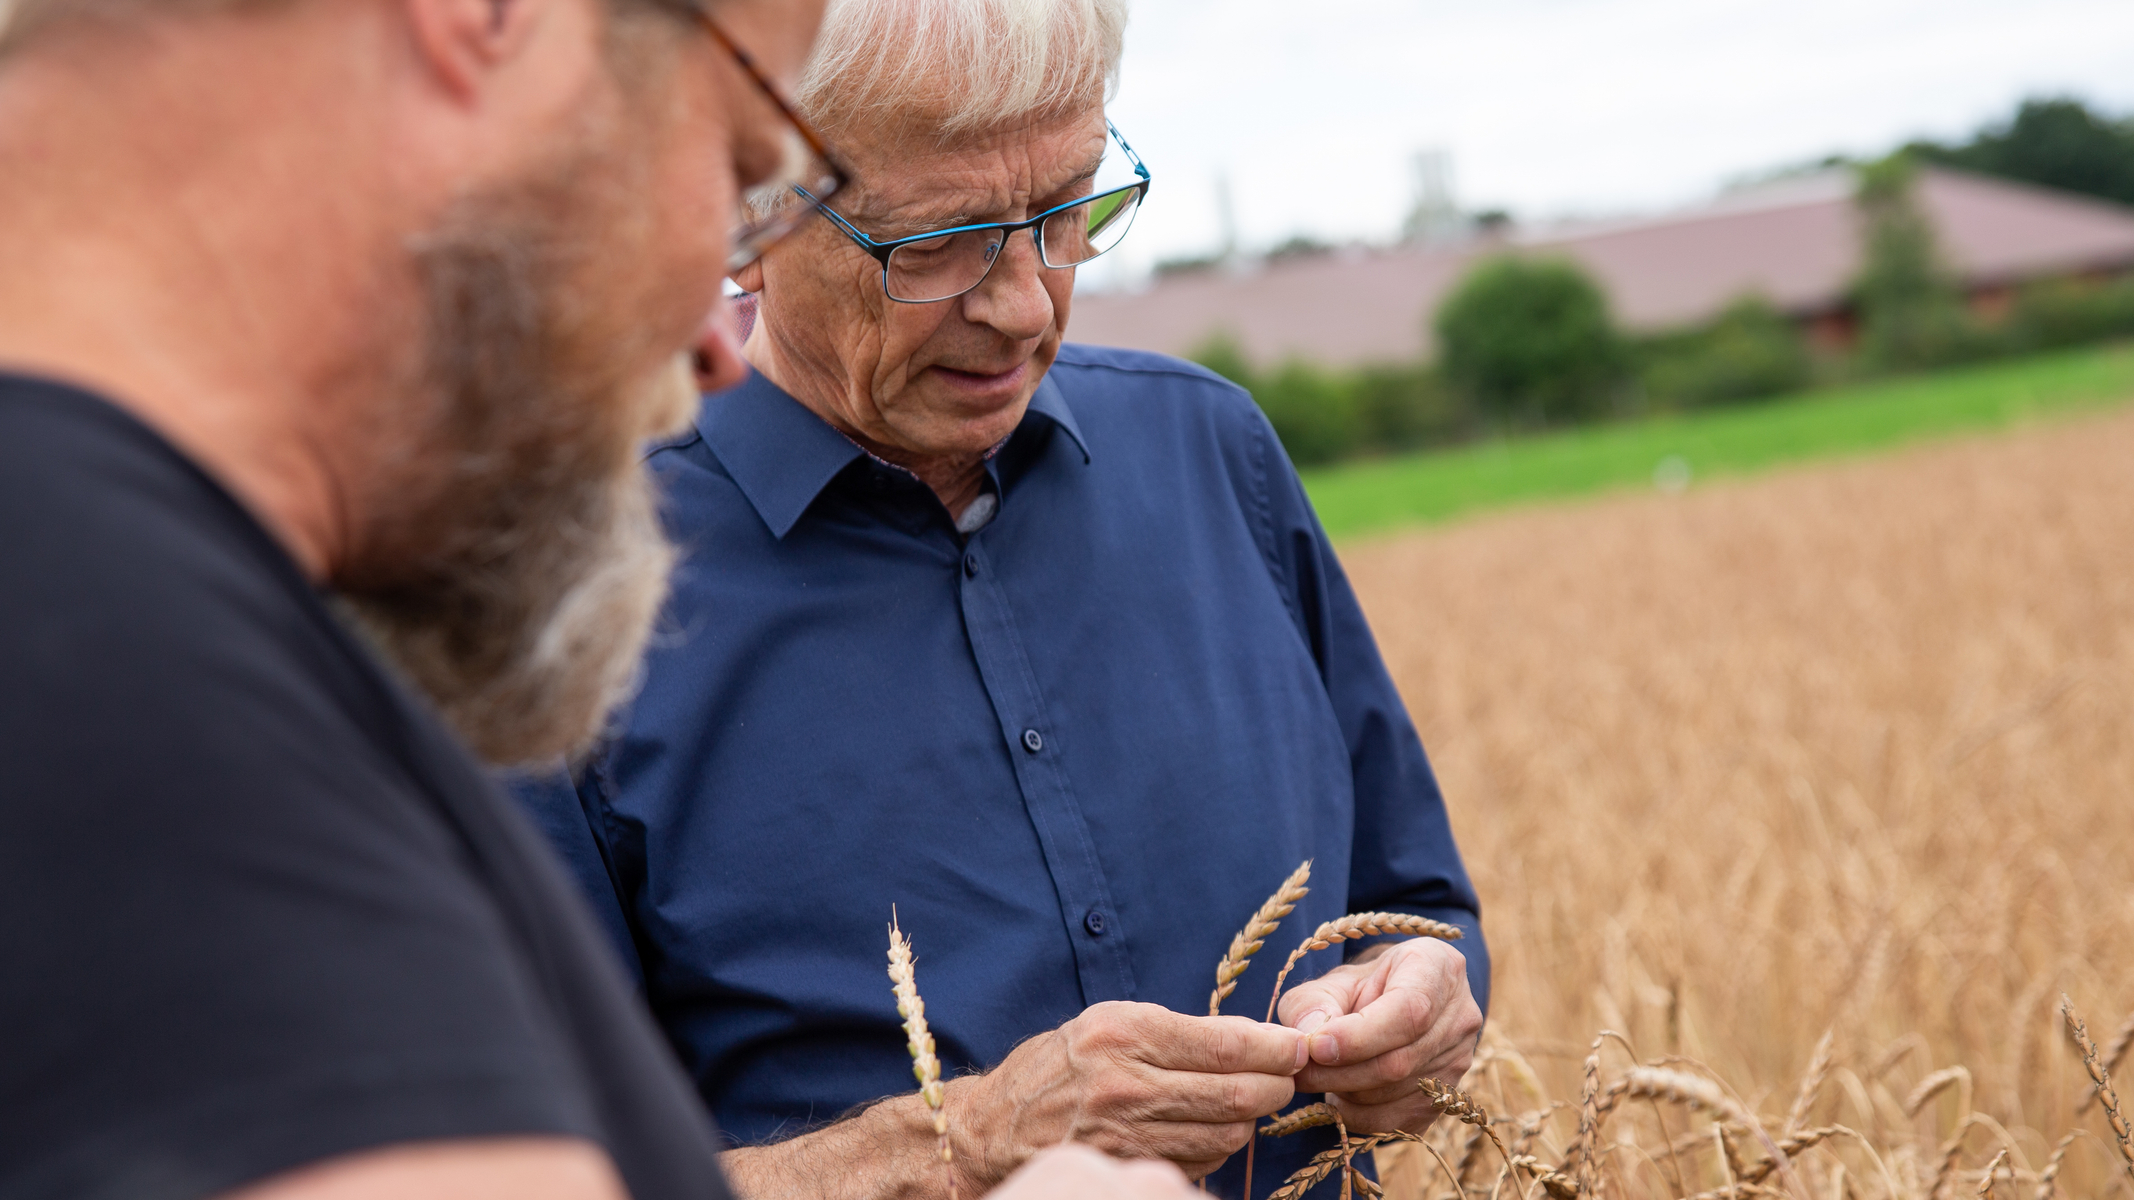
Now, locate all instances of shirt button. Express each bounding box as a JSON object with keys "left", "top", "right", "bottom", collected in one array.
[
  {"left": 1084, "top": 908, "right": 1107, "bottom": 936},
  {"left": 1021, "top": 728, "right": 1044, "bottom": 754},
  {"left": 963, "top": 553, "right": 979, "bottom": 578}
]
